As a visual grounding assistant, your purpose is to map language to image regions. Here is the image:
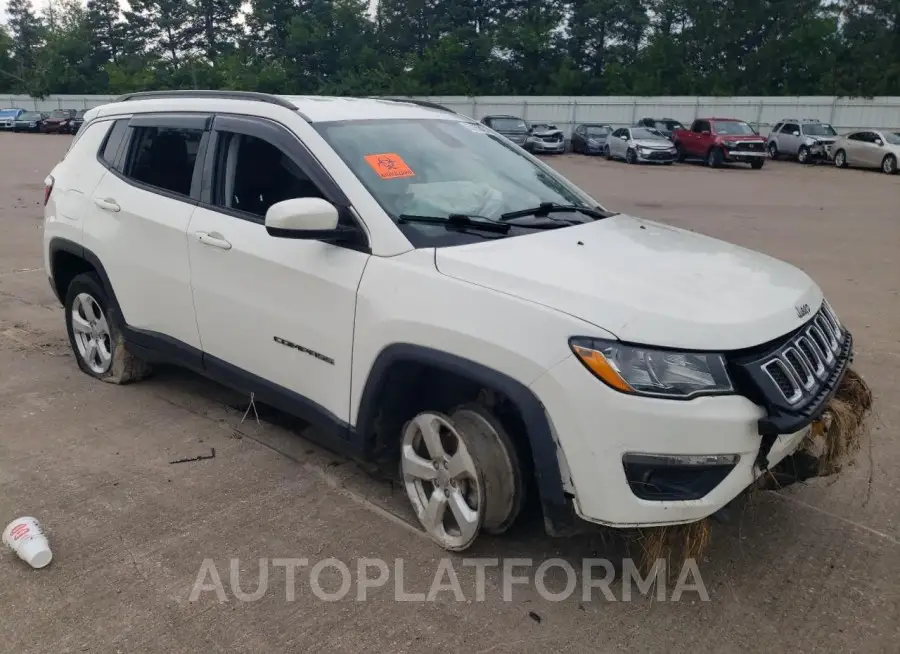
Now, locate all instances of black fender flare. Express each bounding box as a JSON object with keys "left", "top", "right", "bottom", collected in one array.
[
  {"left": 354, "top": 343, "right": 574, "bottom": 534},
  {"left": 48, "top": 238, "right": 125, "bottom": 324}
]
